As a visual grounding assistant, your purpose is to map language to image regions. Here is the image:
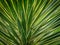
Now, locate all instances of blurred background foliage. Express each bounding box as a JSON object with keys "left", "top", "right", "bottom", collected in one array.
[{"left": 0, "top": 0, "right": 60, "bottom": 45}]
